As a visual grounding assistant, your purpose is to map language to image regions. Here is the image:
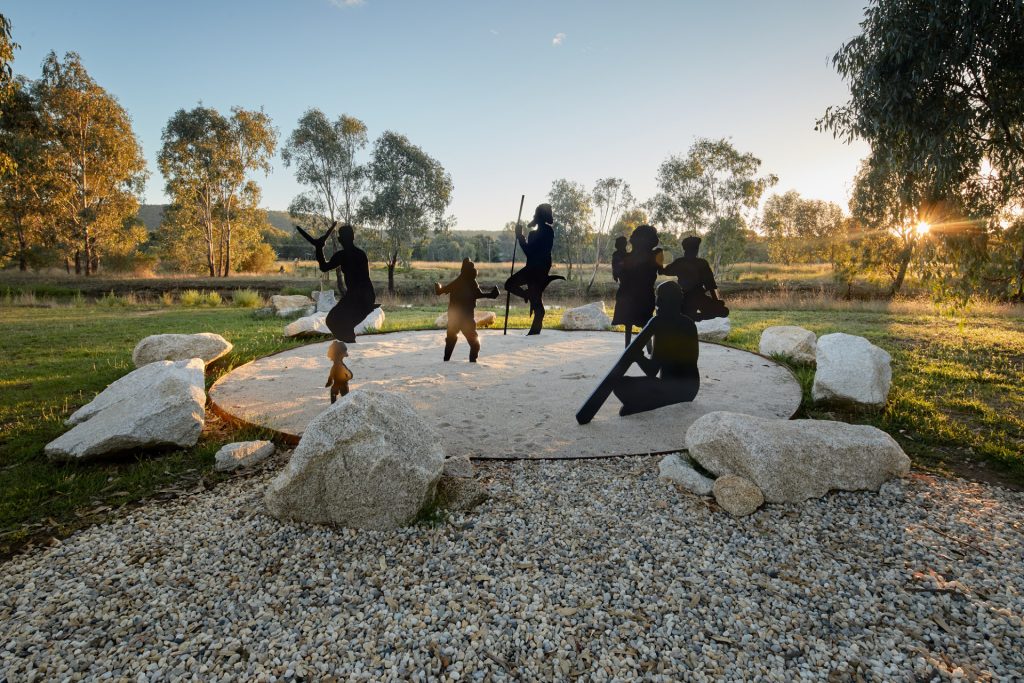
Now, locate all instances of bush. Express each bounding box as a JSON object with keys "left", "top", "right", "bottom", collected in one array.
[
  {"left": 203, "top": 291, "right": 222, "bottom": 307},
  {"left": 232, "top": 289, "right": 263, "bottom": 308},
  {"left": 236, "top": 243, "right": 278, "bottom": 274},
  {"left": 98, "top": 290, "right": 136, "bottom": 307},
  {"left": 103, "top": 251, "right": 159, "bottom": 276},
  {"left": 159, "top": 291, "right": 176, "bottom": 306},
  {"left": 180, "top": 289, "right": 203, "bottom": 307}
]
